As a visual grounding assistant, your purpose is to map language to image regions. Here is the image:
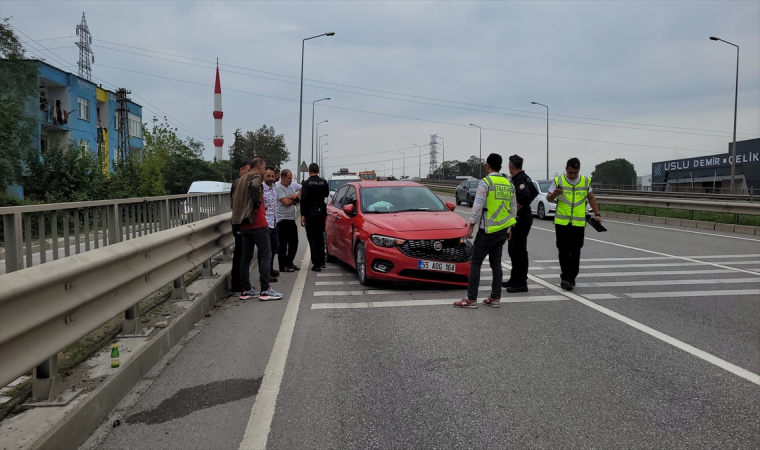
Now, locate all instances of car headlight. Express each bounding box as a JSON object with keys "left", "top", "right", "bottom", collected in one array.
[{"left": 370, "top": 235, "right": 406, "bottom": 247}]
